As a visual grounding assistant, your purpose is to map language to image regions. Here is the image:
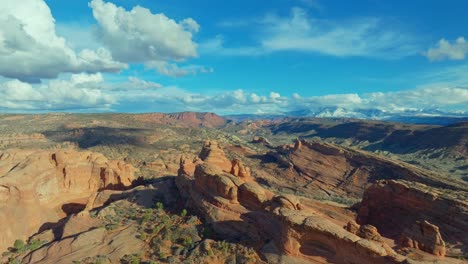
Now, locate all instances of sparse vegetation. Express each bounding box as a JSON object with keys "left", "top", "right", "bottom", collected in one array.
[
  {"left": 120, "top": 254, "right": 141, "bottom": 264},
  {"left": 1, "top": 114, "right": 466, "bottom": 263},
  {"left": 13, "top": 240, "right": 25, "bottom": 253}
]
